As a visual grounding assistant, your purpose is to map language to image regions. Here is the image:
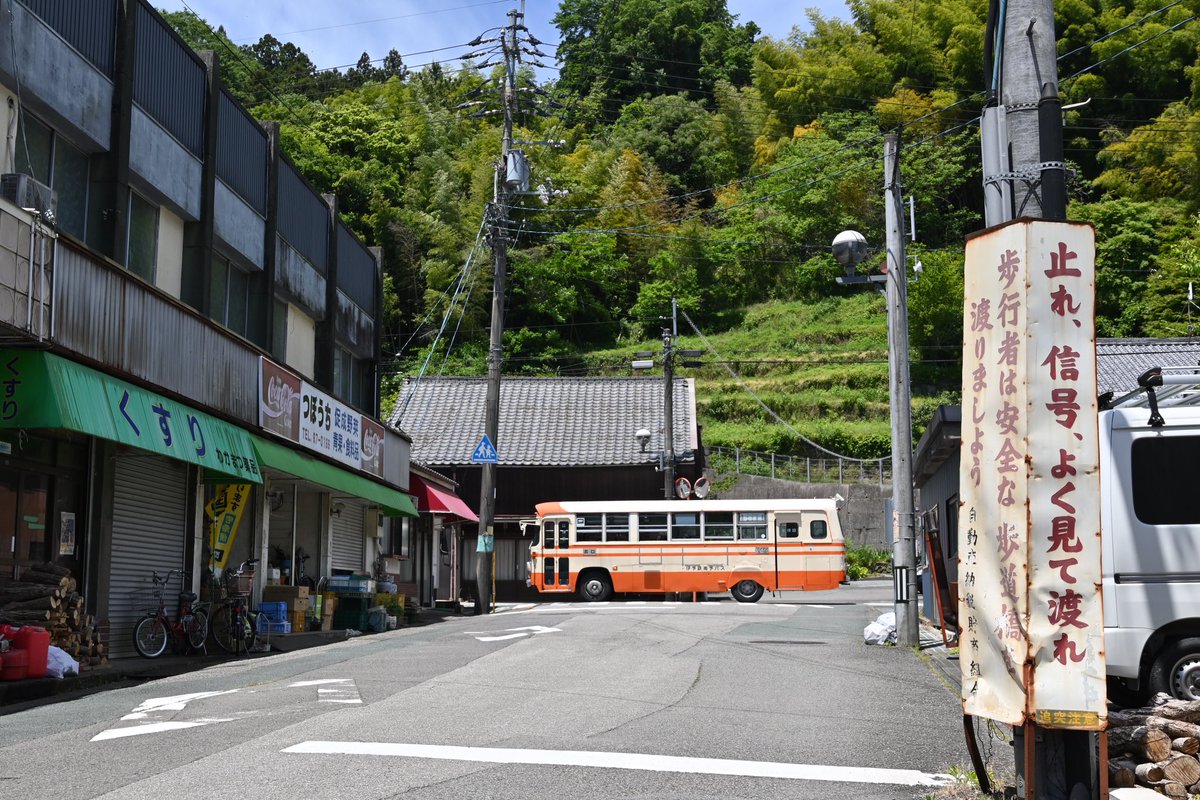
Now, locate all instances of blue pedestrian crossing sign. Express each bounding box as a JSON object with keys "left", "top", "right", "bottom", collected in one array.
[{"left": 471, "top": 434, "right": 498, "bottom": 464}]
